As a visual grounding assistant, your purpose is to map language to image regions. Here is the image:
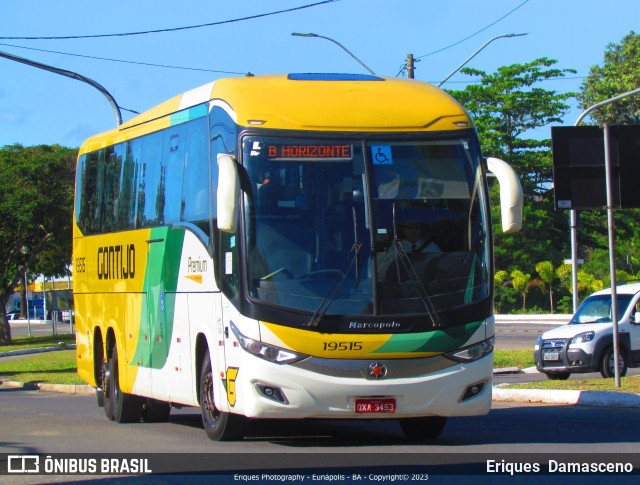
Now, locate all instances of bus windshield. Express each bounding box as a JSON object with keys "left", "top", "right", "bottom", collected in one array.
[{"left": 242, "top": 135, "right": 490, "bottom": 323}]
